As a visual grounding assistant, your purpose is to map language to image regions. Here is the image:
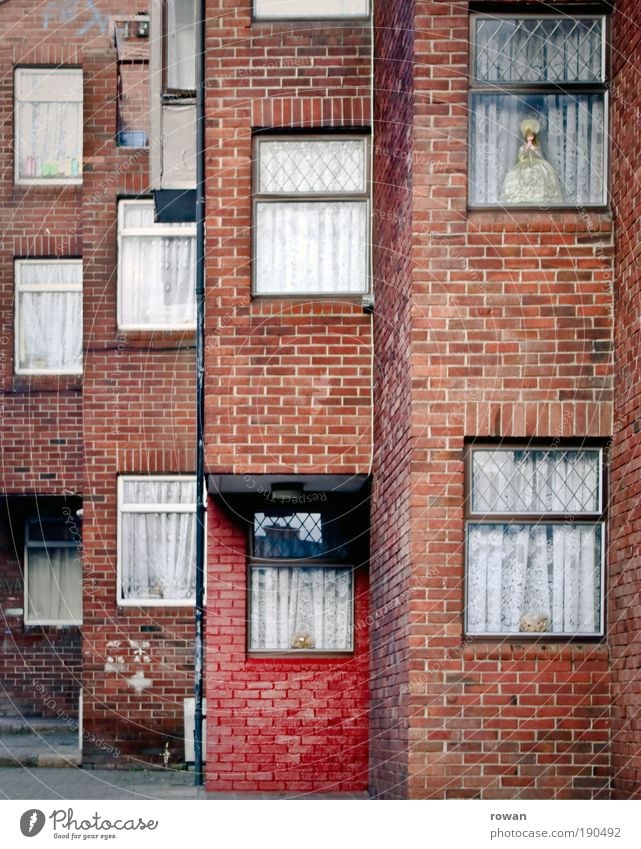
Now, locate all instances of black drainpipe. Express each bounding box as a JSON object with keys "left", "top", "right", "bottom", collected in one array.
[{"left": 194, "top": 0, "right": 206, "bottom": 788}]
